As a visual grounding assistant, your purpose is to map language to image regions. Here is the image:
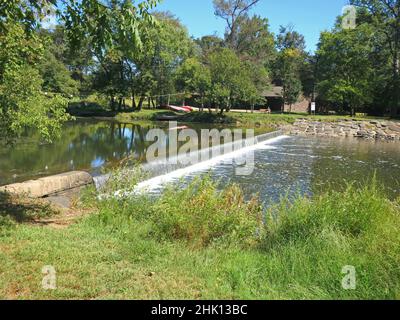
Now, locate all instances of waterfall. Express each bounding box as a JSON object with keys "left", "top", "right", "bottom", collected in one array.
[{"left": 93, "top": 130, "right": 288, "bottom": 195}]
